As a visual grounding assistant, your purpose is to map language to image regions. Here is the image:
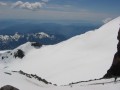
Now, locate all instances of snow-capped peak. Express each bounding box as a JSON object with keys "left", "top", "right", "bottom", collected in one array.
[{"left": 34, "top": 32, "right": 50, "bottom": 39}]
